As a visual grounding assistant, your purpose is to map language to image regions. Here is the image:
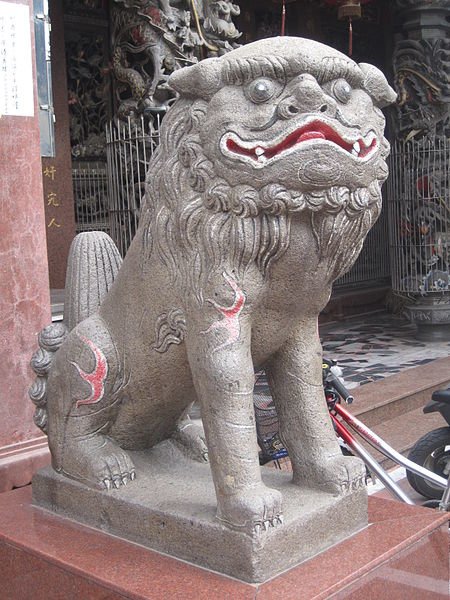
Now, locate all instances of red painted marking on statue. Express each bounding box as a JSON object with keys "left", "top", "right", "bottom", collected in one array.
[
  {"left": 71, "top": 336, "right": 108, "bottom": 408},
  {"left": 201, "top": 272, "right": 246, "bottom": 352}
]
